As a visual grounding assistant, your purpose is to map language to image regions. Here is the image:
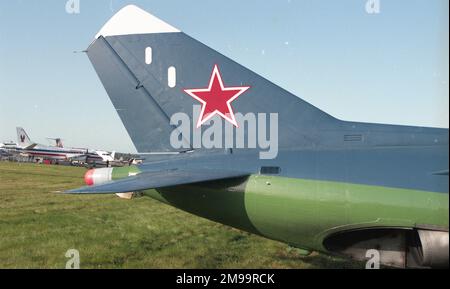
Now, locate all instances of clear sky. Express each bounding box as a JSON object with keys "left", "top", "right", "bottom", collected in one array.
[{"left": 0, "top": 0, "right": 448, "bottom": 153}]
